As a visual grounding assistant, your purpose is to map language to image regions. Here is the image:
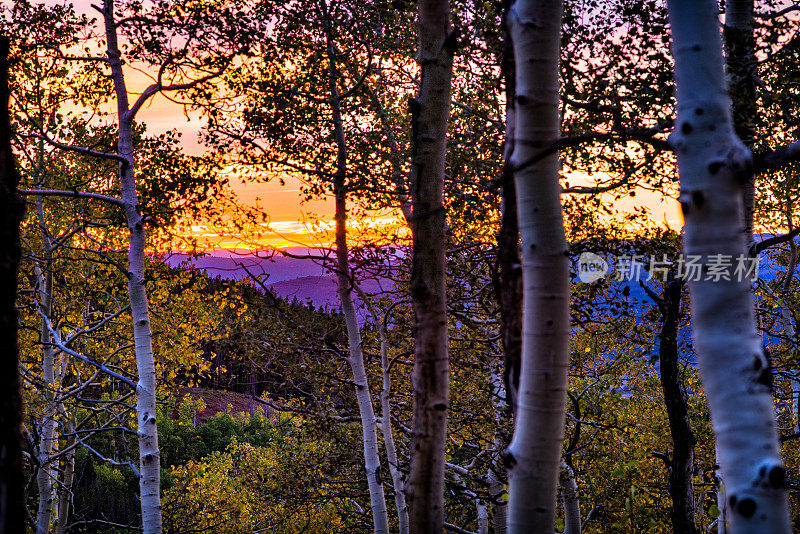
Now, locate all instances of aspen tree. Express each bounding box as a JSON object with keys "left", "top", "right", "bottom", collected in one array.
[
  {"left": 505, "top": 0, "right": 570, "bottom": 532},
  {"left": 724, "top": 0, "right": 757, "bottom": 242},
  {"left": 559, "top": 462, "right": 580, "bottom": 534},
  {"left": 643, "top": 277, "right": 697, "bottom": 534},
  {"left": 357, "top": 286, "right": 410, "bottom": 534},
  {"left": 322, "top": 0, "right": 390, "bottom": 527},
  {"left": 101, "top": 1, "right": 162, "bottom": 529},
  {"left": 407, "top": 0, "right": 454, "bottom": 531},
  {"left": 667, "top": 0, "right": 790, "bottom": 531},
  {"left": 0, "top": 34, "right": 26, "bottom": 534}
]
